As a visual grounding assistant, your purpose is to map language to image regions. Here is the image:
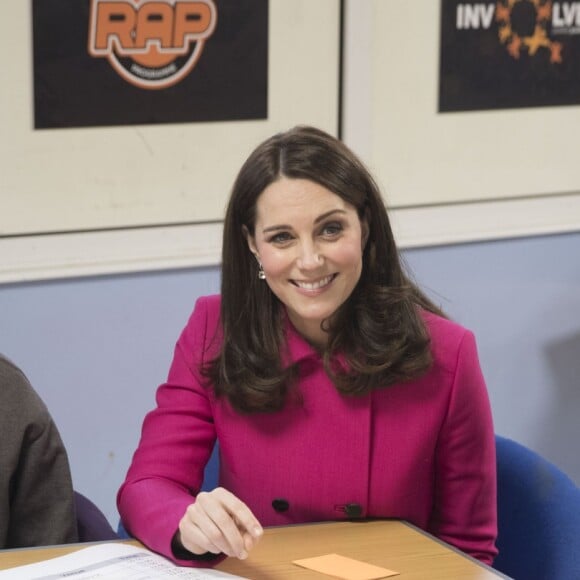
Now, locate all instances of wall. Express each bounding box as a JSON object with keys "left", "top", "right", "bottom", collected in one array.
[
  {"left": 405, "top": 233, "right": 580, "bottom": 481},
  {"left": 2, "top": 0, "right": 579, "bottom": 533},
  {"left": 1, "top": 231, "right": 579, "bottom": 526}
]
